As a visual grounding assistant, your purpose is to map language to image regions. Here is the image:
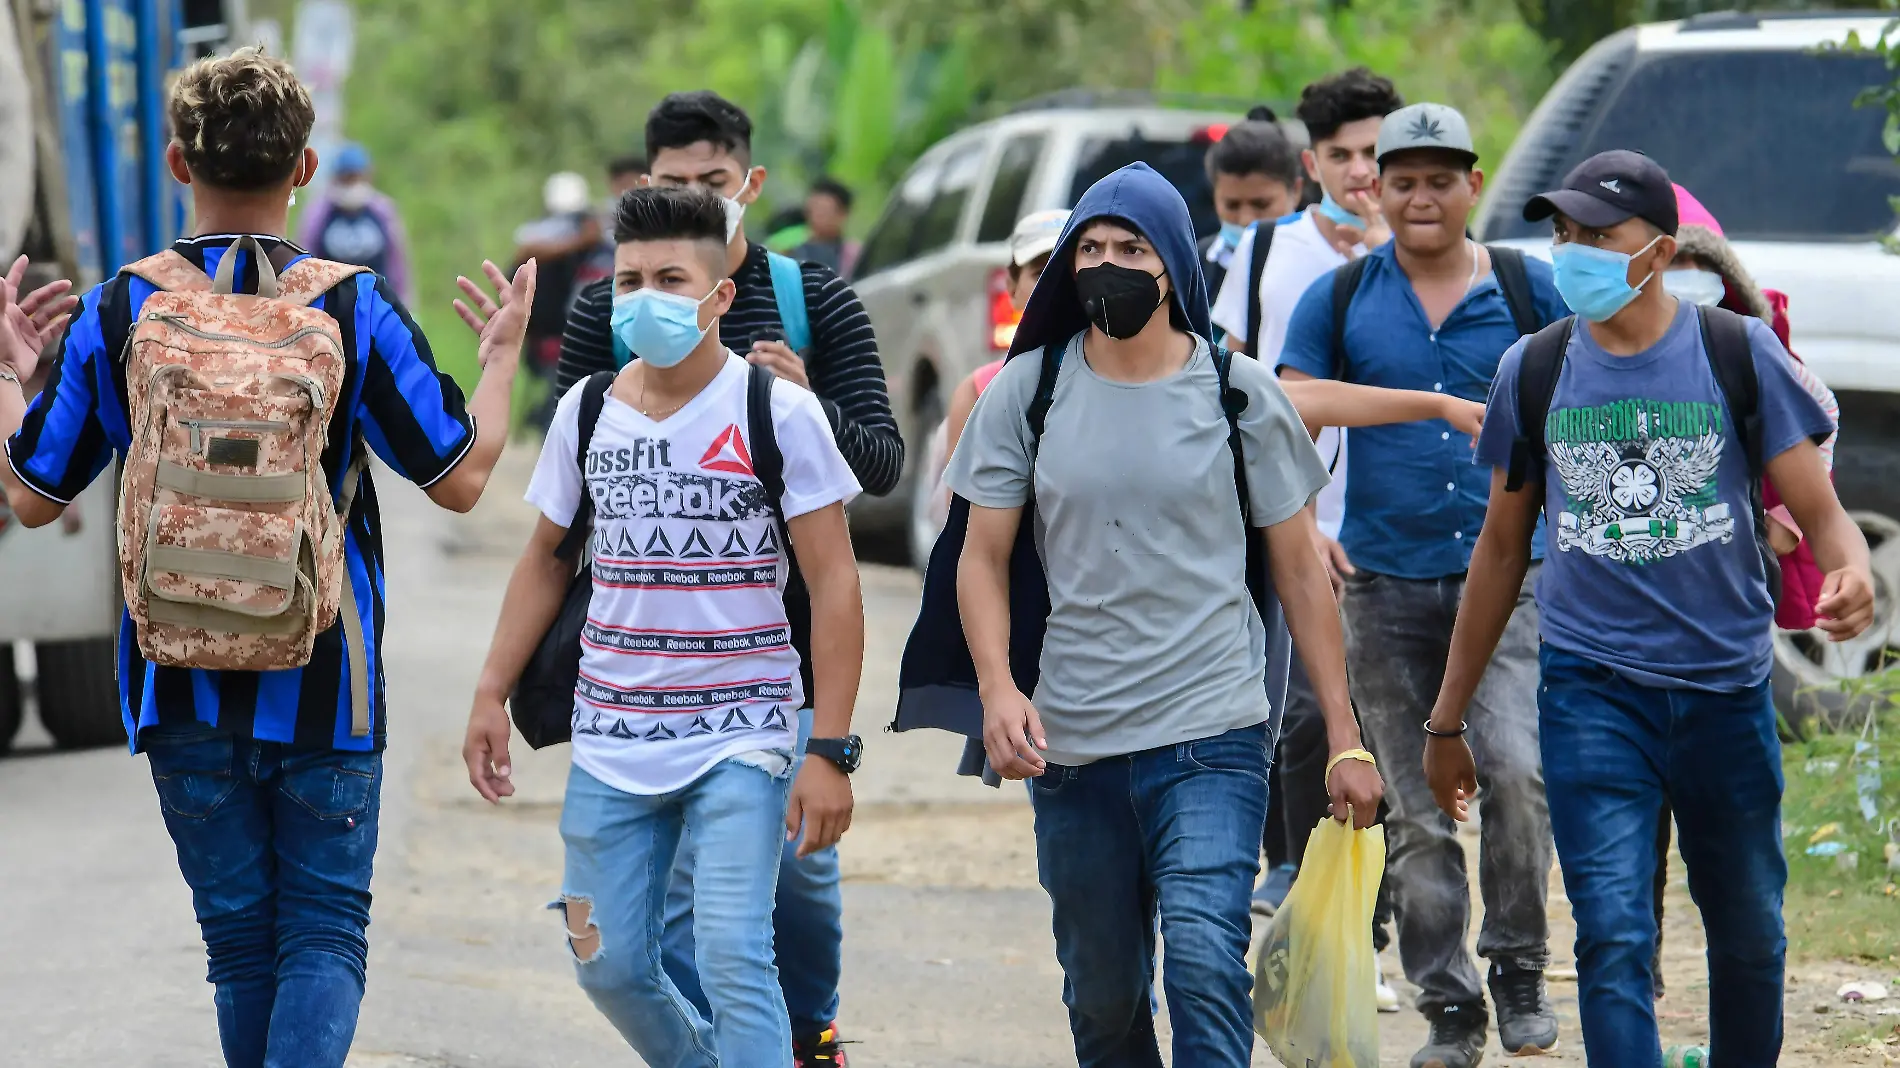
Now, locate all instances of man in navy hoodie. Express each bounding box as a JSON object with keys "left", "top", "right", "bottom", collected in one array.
[{"left": 943, "top": 163, "right": 1385, "bottom": 1065}]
